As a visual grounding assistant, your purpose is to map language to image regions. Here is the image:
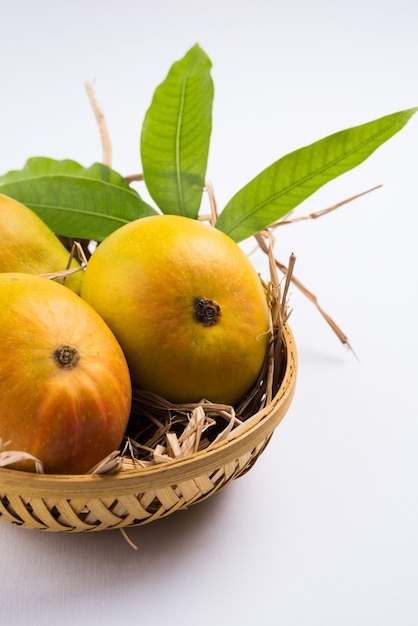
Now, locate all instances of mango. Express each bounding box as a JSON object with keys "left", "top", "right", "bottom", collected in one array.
[
  {"left": 81, "top": 214, "right": 270, "bottom": 404},
  {"left": 0, "top": 193, "right": 83, "bottom": 293}
]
